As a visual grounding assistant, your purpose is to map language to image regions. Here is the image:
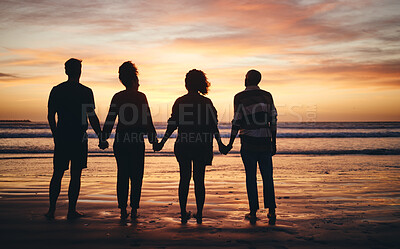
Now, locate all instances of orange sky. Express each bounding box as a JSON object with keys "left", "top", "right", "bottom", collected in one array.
[{"left": 0, "top": 0, "right": 399, "bottom": 122}]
